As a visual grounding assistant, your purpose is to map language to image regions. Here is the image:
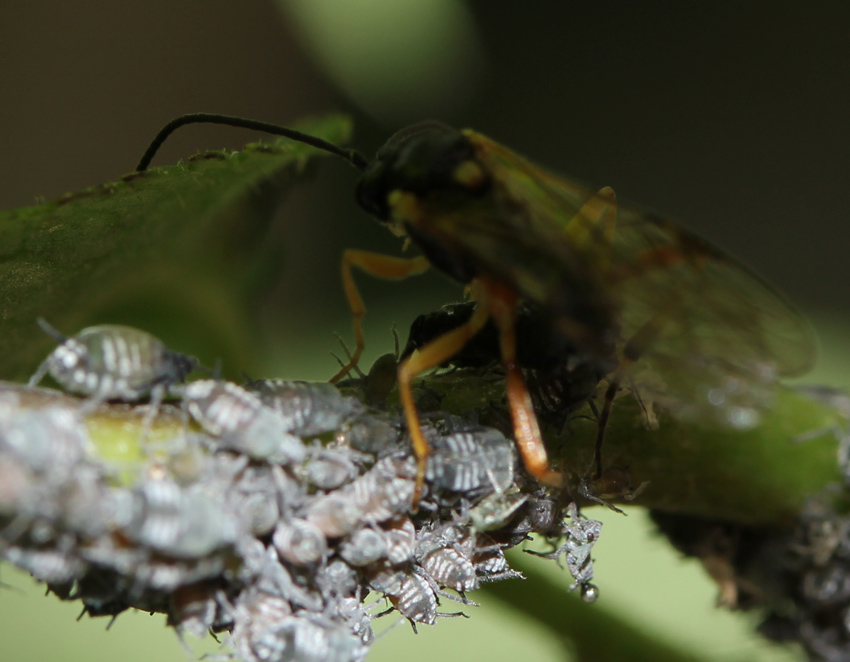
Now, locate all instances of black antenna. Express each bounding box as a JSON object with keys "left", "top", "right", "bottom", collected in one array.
[{"left": 135, "top": 113, "right": 370, "bottom": 172}]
